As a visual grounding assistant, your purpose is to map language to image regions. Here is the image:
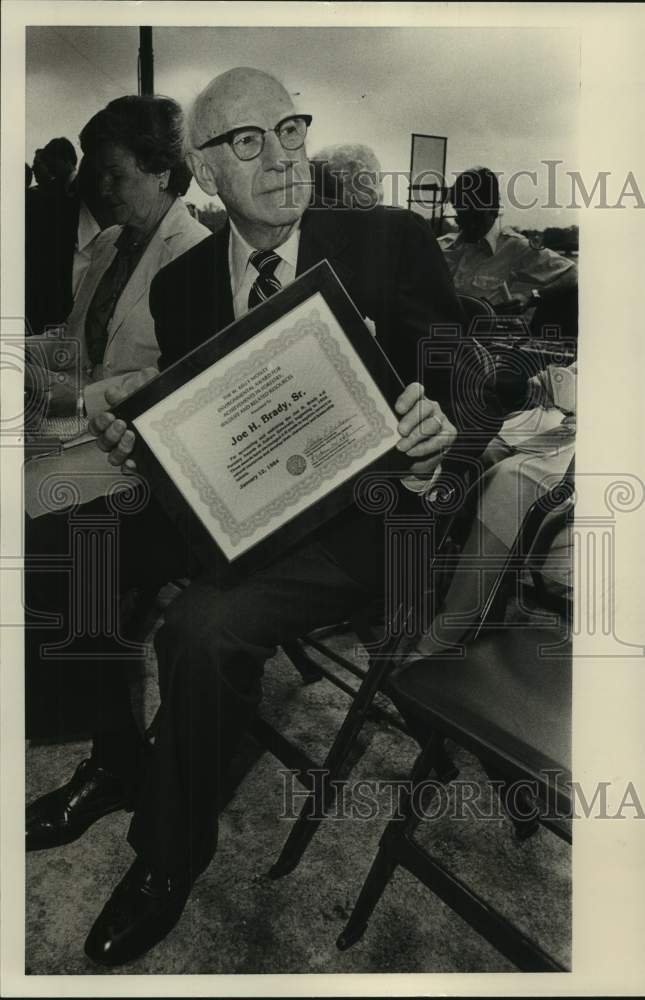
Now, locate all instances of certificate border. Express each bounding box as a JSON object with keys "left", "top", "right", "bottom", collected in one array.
[{"left": 114, "top": 259, "right": 405, "bottom": 579}]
